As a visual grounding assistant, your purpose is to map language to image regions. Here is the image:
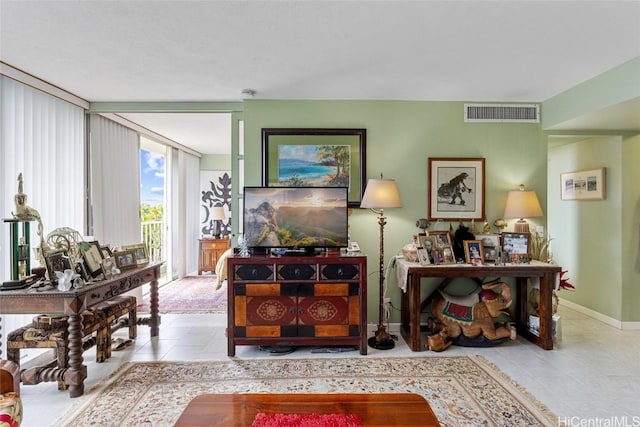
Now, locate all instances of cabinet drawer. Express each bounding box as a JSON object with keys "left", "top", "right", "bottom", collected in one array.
[
  {"left": 234, "top": 264, "right": 274, "bottom": 281},
  {"left": 320, "top": 264, "right": 360, "bottom": 280},
  {"left": 277, "top": 264, "right": 316, "bottom": 280}
]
